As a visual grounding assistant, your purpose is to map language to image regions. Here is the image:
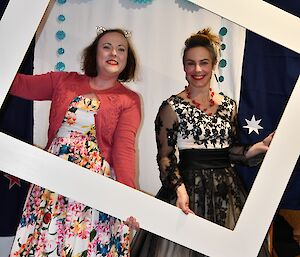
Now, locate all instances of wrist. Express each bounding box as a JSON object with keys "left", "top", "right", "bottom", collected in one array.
[{"left": 176, "top": 183, "right": 186, "bottom": 196}]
